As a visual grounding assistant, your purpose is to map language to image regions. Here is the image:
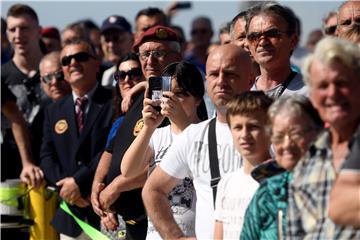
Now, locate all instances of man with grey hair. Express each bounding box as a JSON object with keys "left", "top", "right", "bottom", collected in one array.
[
  {"left": 287, "top": 37, "right": 360, "bottom": 239},
  {"left": 335, "top": 0, "right": 360, "bottom": 36},
  {"left": 91, "top": 25, "right": 182, "bottom": 240},
  {"left": 245, "top": 2, "right": 307, "bottom": 98},
  {"left": 40, "top": 38, "right": 113, "bottom": 240}
]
